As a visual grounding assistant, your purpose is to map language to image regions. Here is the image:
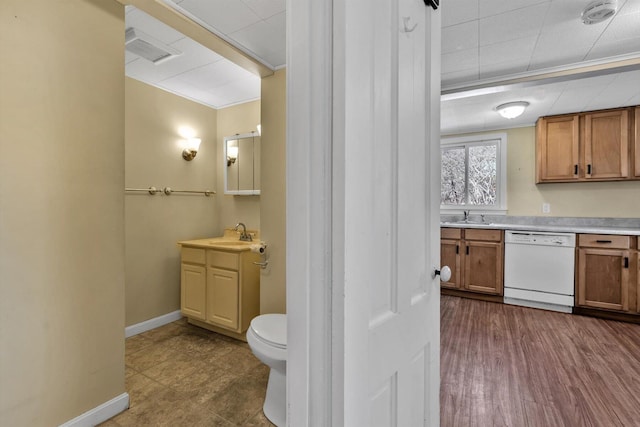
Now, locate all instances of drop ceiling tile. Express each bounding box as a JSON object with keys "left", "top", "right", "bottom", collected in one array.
[
  {"left": 479, "top": 3, "right": 549, "bottom": 46},
  {"left": 585, "top": 35, "right": 640, "bottom": 60},
  {"left": 479, "top": 36, "right": 537, "bottom": 67},
  {"left": 549, "top": 88, "right": 601, "bottom": 113},
  {"left": 442, "top": 21, "right": 478, "bottom": 54},
  {"left": 478, "top": 0, "right": 549, "bottom": 19},
  {"left": 126, "top": 37, "right": 223, "bottom": 84},
  {"left": 125, "top": 51, "right": 139, "bottom": 64},
  {"left": 539, "top": 0, "right": 592, "bottom": 28},
  {"left": 529, "top": 30, "right": 596, "bottom": 69},
  {"left": 125, "top": 8, "right": 186, "bottom": 45},
  {"left": 169, "top": 60, "right": 257, "bottom": 90},
  {"left": 479, "top": 59, "right": 529, "bottom": 80},
  {"left": 206, "top": 79, "right": 261, "bottom": 105},
  {"left": 617, "top": 0, "right": 640, "bottom": 16},
  {"left": 176, "top": 0, "right": 261, "bottom": 34},
  {"left": 441, "top": 68, "right": 480, "bottom": 87},
  {"left": 442, "top": 47, "right": 479, "bottom": 75},
  {"left": 598, "top": 11, "right": 640, "bottom": 43},
  {"left": 441, "top": 0, "right": 478, "bottom": 27},
  {"left": 229, "top": 12, "right": 286, "bottom": 67},
  {"left": 241, "top": 0, "right": 285, "bottom": 20}
]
